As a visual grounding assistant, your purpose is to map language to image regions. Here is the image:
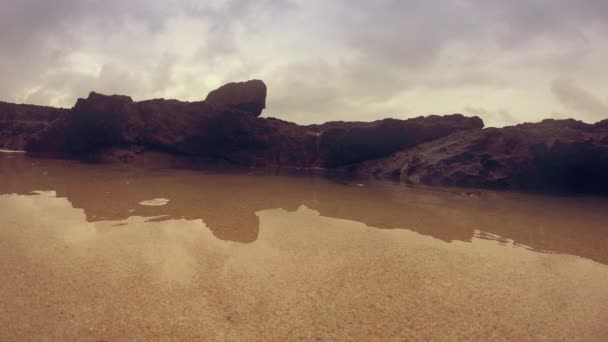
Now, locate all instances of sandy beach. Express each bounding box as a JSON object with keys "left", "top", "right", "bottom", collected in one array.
[{"left": 1, "top": 153, "right": 608, "bottom": 341}]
